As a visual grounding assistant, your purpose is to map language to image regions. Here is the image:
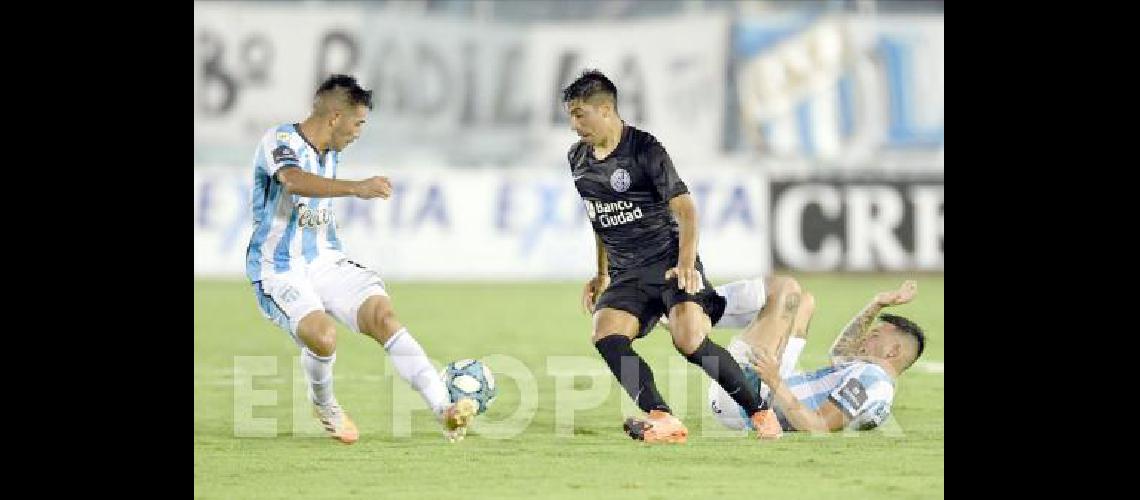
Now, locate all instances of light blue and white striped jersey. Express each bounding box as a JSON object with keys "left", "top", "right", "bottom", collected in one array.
[
  {"left": 729, "top": 359, "right": 895, "bottom": 432},
  {"left": 245, "top": 123, "right": 344, "bottom": 282},
  {"left": 775, "top": 361, "right": 896, "bottom": 431}
]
